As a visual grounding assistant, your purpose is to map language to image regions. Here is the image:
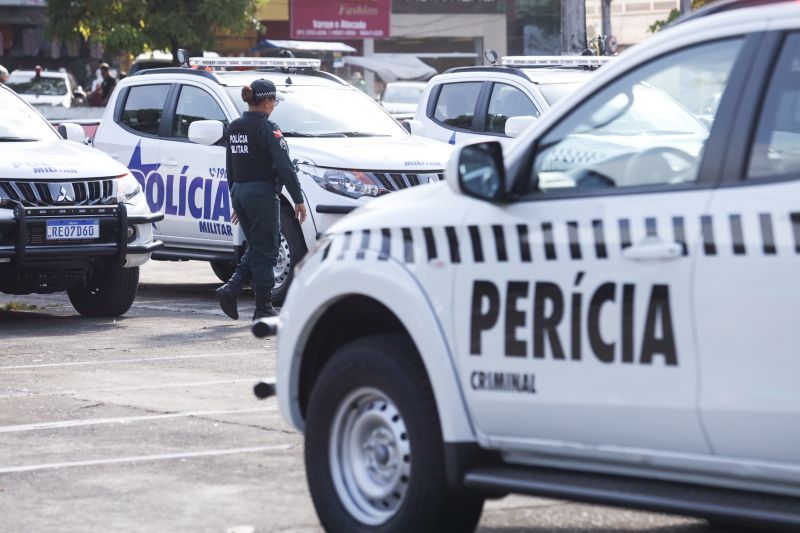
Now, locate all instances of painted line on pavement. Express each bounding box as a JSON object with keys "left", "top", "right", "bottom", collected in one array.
[
  {"left": 0, "top": 377, "right": 275, "bottom": 400},
  {"left": 0, "top": 351, "right": 263, "bottom": 370},
  {"left": 0, "top": 407, "right": 278, "bottom": 434},
  {"left": 0, "top": 444, "right": 294, "bottom": 475}
]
